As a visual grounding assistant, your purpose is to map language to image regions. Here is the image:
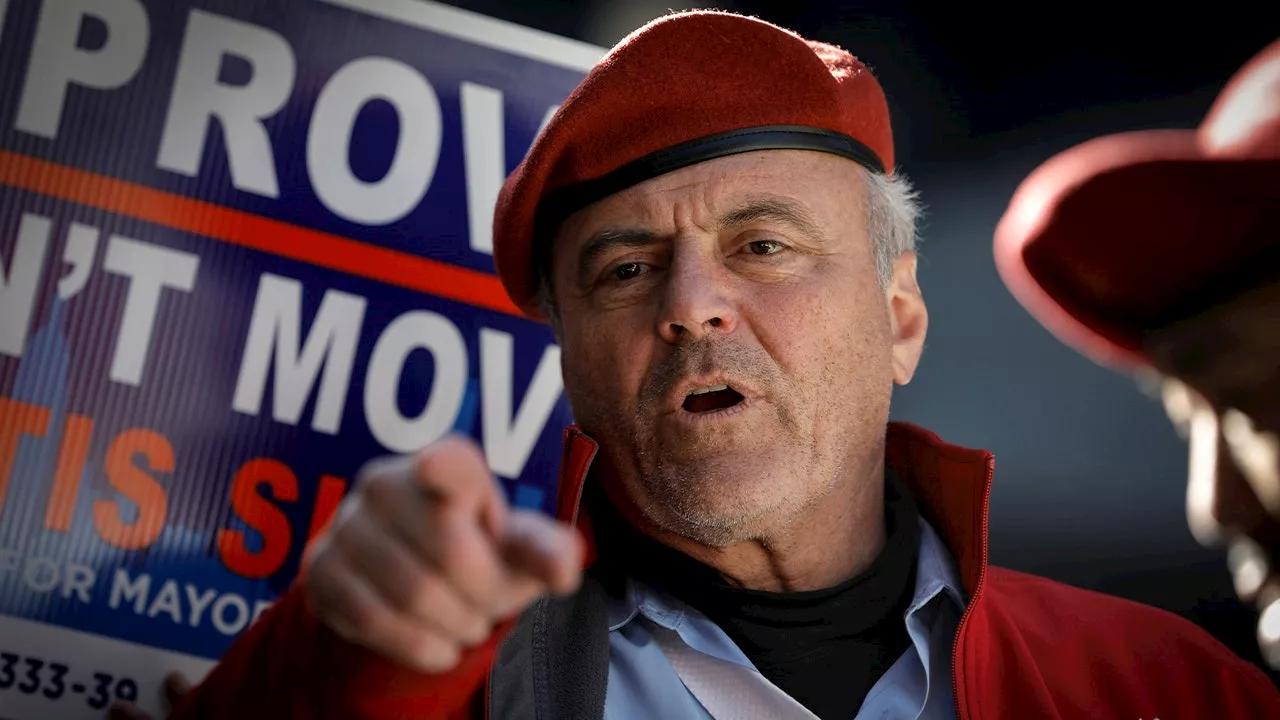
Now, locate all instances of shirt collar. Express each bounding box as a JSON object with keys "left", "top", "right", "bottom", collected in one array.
[
  {"left": 560, "top": 422, "right": 995, "bottom": 604},
  {"left": 607, "top": 515, "right": 967, "bottom": 636},
  {"left": 910, "top": 516, "right": 966, "bottom": 615},
  {"left": 606, "top": 579, "right": 655, "bottom": 631}
]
